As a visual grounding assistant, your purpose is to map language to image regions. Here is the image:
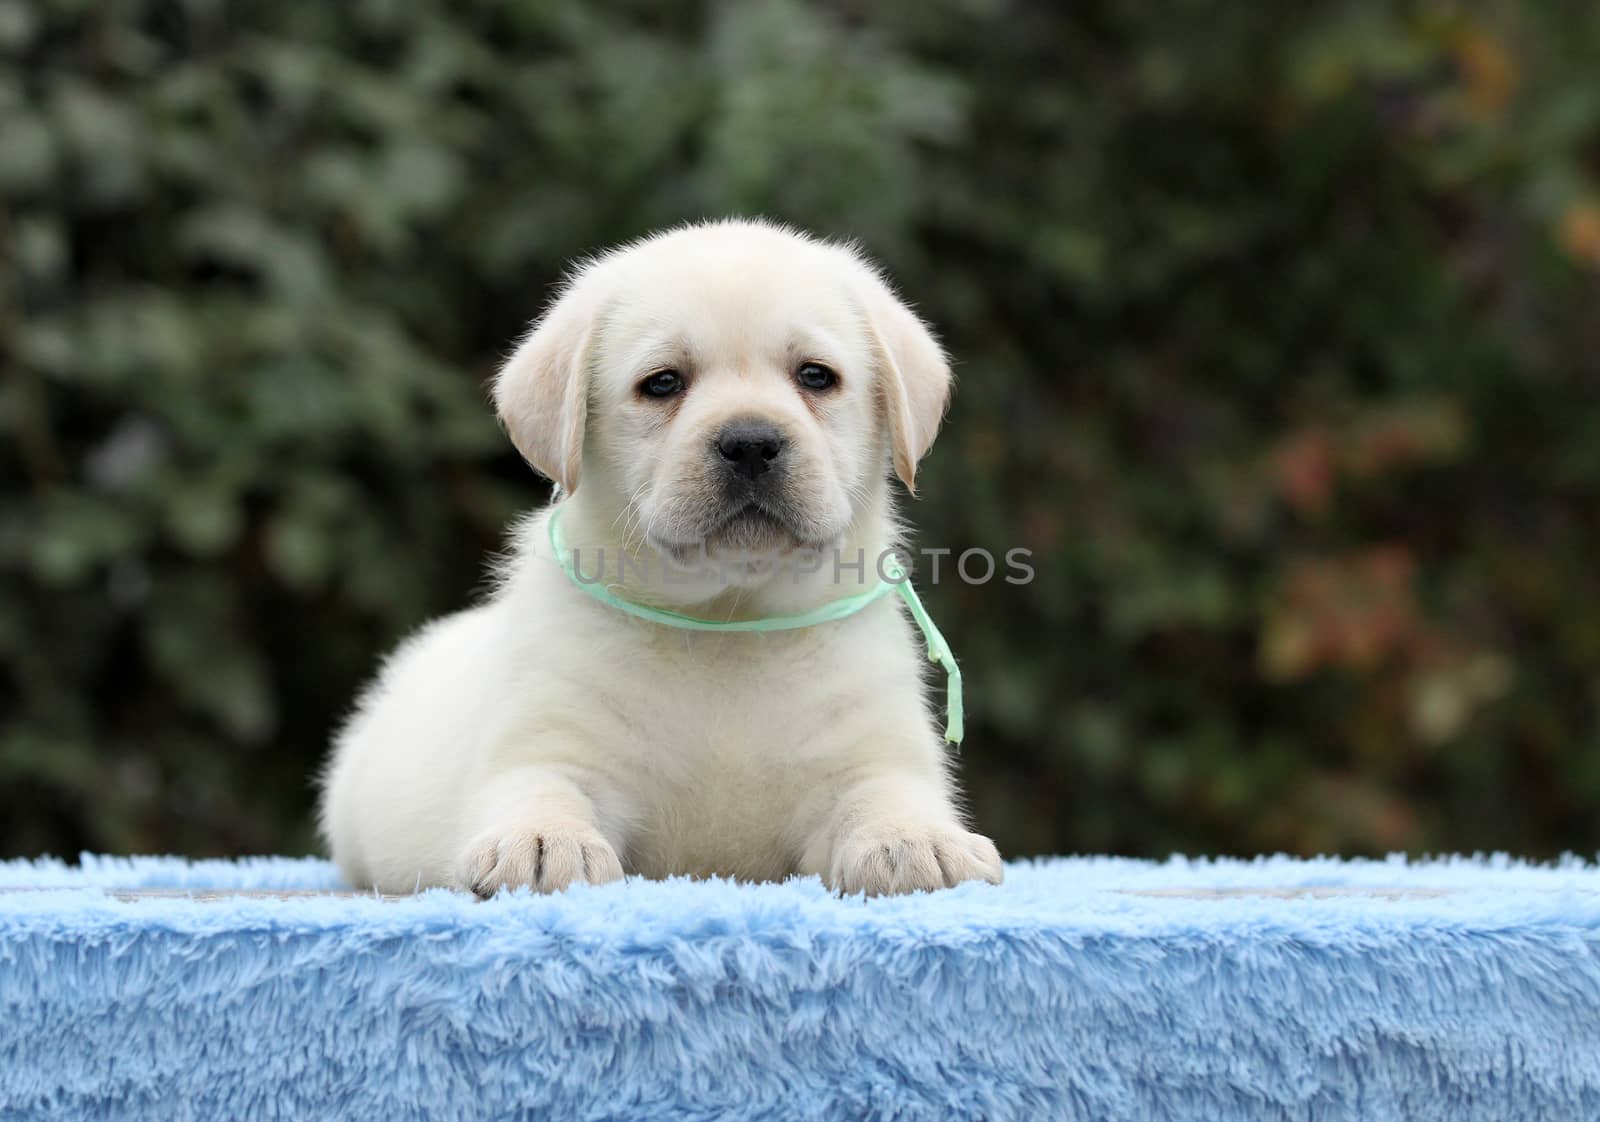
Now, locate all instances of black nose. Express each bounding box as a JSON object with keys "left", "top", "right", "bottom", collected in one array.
[{"left": 716, "top": 422, "right": 785, "bottom": 482}]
